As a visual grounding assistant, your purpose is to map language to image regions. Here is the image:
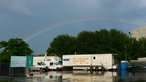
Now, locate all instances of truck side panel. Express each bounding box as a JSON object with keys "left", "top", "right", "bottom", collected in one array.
[
  {"left": 63, "top": 55, "right": 91, "bottom": 66},
  {"left": 91, "top": 54, "right": 113, "bottom": 69},
  {"left": 63, "top": 54, "right": 116, "bottom": 70}
]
